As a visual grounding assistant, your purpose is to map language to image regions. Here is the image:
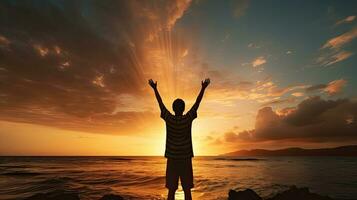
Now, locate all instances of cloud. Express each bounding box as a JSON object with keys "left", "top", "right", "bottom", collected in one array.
[
  {"left": 254, "top": 80, "right": 307, "bottom": 97},
  {"left": 317, "top": 27, "right": 357, "bottom": 66},
  {"left": 165, "top": 0, "right": 192, "bottom": 29},
  {"left": 335, "top": 15, "right": 356, "bottom": 26},
  {"left": 305, "top": 79, "right": 347, "bottom": 96},
  {"left": 207, "top": 76, "right": 303, "bottom": 104},
  {"left": 322, "top": 27, "right": 357, "bottom": 50},
  {"left": 260, "top": 97, "right": 296, "bottom": 107},
  {"left": 305, "top": 84, "right": 327, "bottom": 92},
  {"left": 247, "top": 43, "right": 260, "bottom": 49},
  {"left": 317, "top": 50, "right": 354, "bottom": 66},
  {"left": 224, "top": 130, "right": 248, "bottom": 142},
  {"left": 324, "top": 79, "right": 347, "bottom": 95},
  {"left": 252, "top": 56, "right": 266, "bottom": 67},
  {"left": 92, "top": 75, "right": 105, "bottom": 88},
  {"left": 291, "top": 92, "right": 304, "bottom": 97},
  {"left": 224, "top": 96, "right": 357, "bottom": 143},
  {"left": 0, "top": 0, "right": 192, "bottom": 134}
]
